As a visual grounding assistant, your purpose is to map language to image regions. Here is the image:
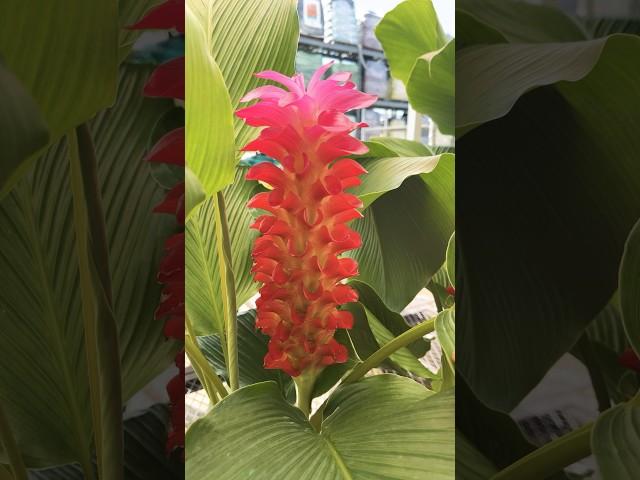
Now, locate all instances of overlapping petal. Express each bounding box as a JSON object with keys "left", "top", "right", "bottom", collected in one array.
[{"left": 238, "top": 64, "right": 376, "bottom": 376}]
